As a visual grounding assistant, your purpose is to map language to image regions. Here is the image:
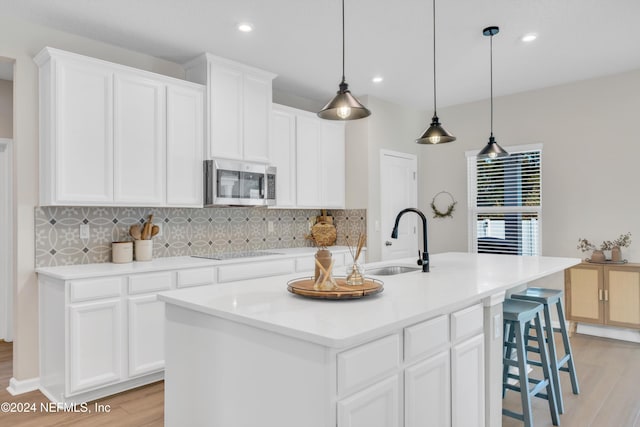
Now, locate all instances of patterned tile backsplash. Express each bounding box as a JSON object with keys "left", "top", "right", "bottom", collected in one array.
[{"left": 35, "top": 207, "right": 366, "bottom": 267}]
